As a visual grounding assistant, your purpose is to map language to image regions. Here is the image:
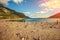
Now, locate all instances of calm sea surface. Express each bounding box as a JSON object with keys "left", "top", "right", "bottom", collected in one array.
[{"left": 19, "top": 18, "right": 60, "bottom": 22}]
